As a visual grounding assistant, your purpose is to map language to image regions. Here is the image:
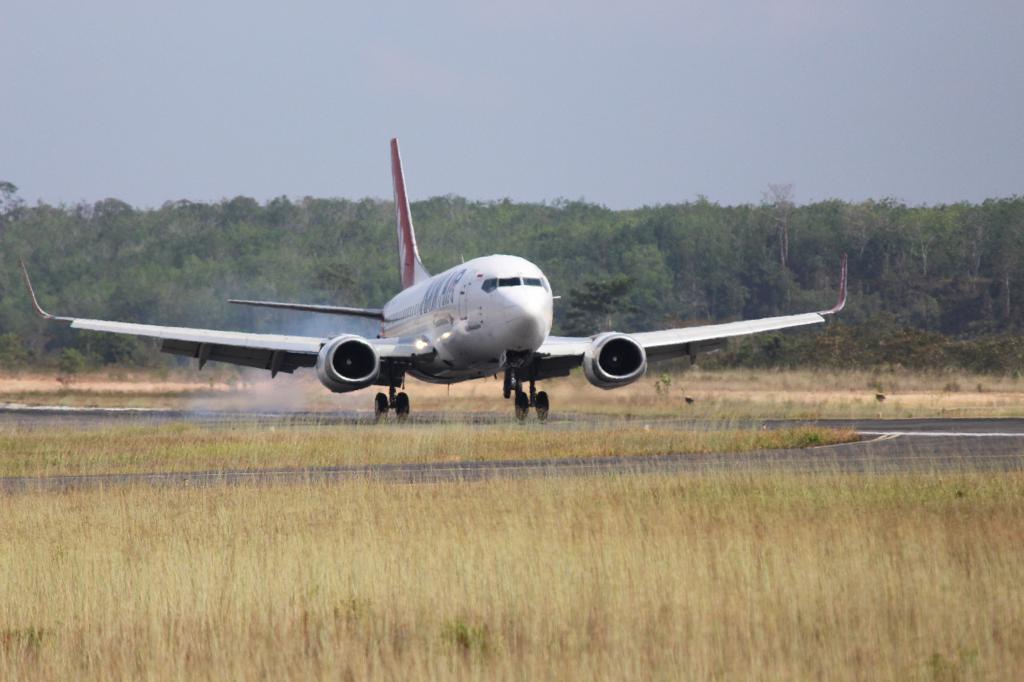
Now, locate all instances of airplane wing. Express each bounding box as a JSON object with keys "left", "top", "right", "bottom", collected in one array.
[
  {"left": 19, "top": 261, "right": 406, "bottom": 376},
  {"left": 532, "top": 255, "right": 847, "bottom": 380}
]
